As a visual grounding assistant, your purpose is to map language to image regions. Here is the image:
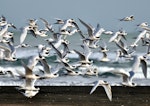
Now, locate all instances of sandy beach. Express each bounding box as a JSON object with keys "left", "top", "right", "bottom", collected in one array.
[{"left": 0, "top": 86, "right": 149, "bottom": 106}]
